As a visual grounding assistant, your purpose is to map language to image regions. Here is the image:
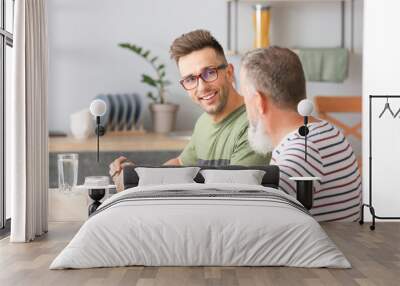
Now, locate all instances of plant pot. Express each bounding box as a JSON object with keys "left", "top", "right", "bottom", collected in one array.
[{"left": 149, "top": 103, "right": 179, "bottom": 134}]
